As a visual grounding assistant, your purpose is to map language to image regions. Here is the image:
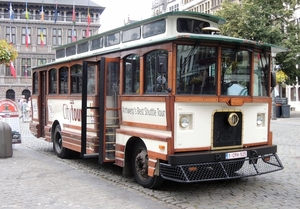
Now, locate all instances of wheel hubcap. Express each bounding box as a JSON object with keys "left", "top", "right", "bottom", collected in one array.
[{"left": 136, "top": 149, "right": 148, "bottom": 179}]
